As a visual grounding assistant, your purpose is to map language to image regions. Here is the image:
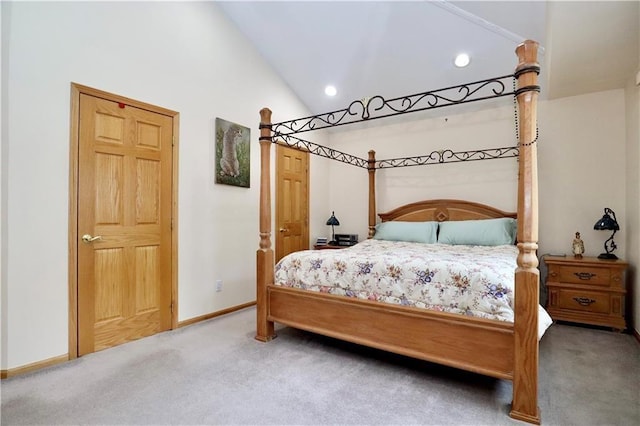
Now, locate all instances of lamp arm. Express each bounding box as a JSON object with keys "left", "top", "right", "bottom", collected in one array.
[
  {"left": 606, "top": 208, "right": 618, "bottom": 224},
  {"left": 604, "top": 229, "right": 617, "bottom": 255}
]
